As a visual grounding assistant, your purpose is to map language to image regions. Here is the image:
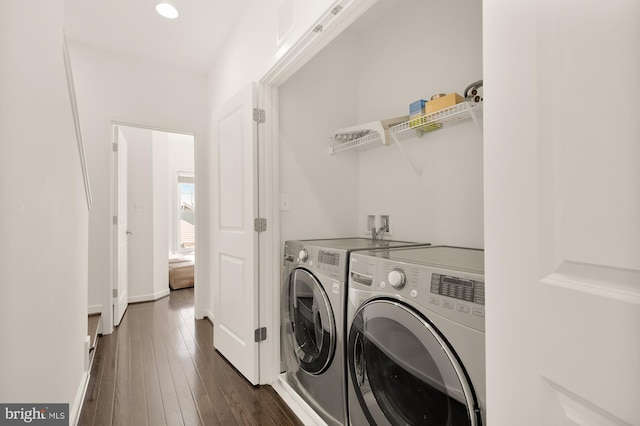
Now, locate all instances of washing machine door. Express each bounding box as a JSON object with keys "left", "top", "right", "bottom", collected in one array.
[
  {"left": 348, "top": 299, "right": 481, "bottom": 426},
  {"left": 284, "top": 267, "right": 336, "bottom": 375}
]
